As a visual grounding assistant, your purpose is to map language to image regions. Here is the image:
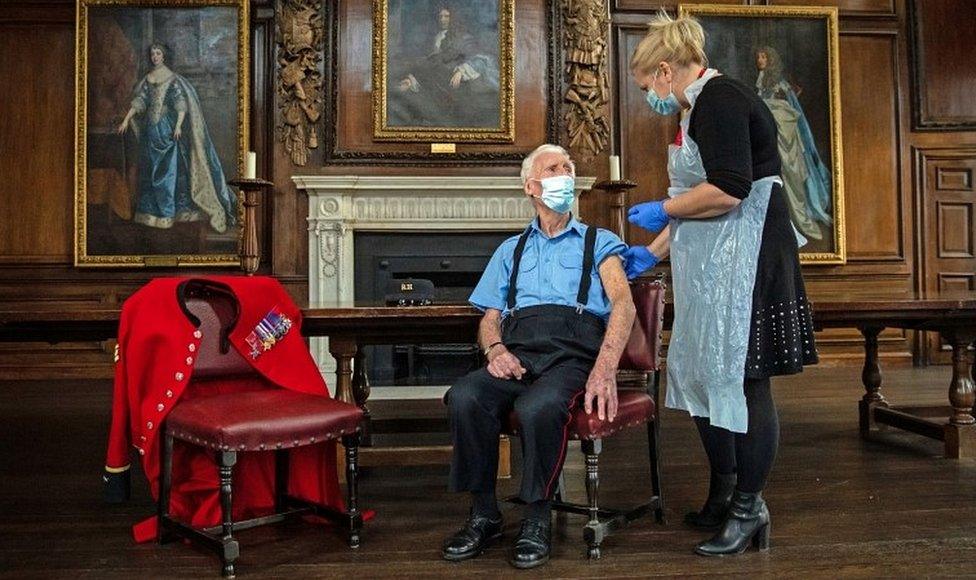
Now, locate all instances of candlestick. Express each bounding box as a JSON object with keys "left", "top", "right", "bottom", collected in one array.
[
  {"left": 228, "top": 177, "right": 273, "bottom": 275},
  {"left": 245, "top": 151, "right": 257, "bottom": 179},
  {"left": 609, "top": 155, "right": 621, "bottom": 181}
]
